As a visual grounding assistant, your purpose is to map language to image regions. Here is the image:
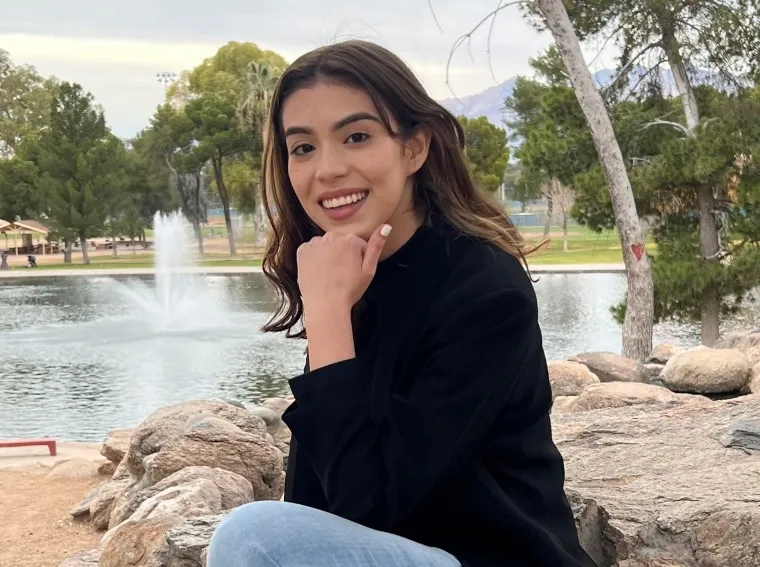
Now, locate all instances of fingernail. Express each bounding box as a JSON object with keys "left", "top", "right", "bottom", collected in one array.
[{"left": 380, "top": 224, "right": 392, "bottom": 237}]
